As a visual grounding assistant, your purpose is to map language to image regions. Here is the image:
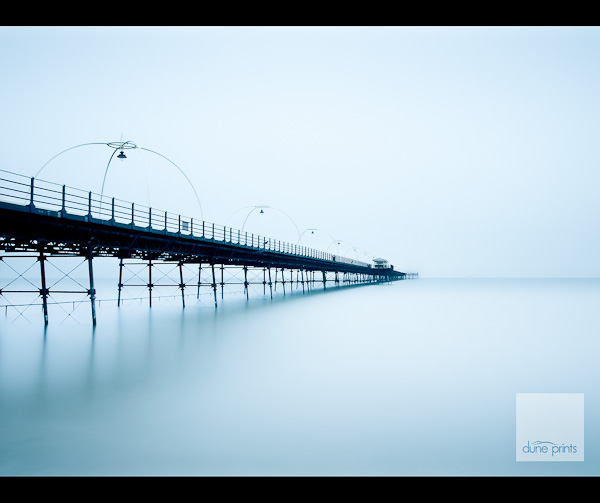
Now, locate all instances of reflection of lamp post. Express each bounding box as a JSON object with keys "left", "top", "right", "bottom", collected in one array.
[{"left": 36, "top": 140, "right": 204, "bottom": 220}]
